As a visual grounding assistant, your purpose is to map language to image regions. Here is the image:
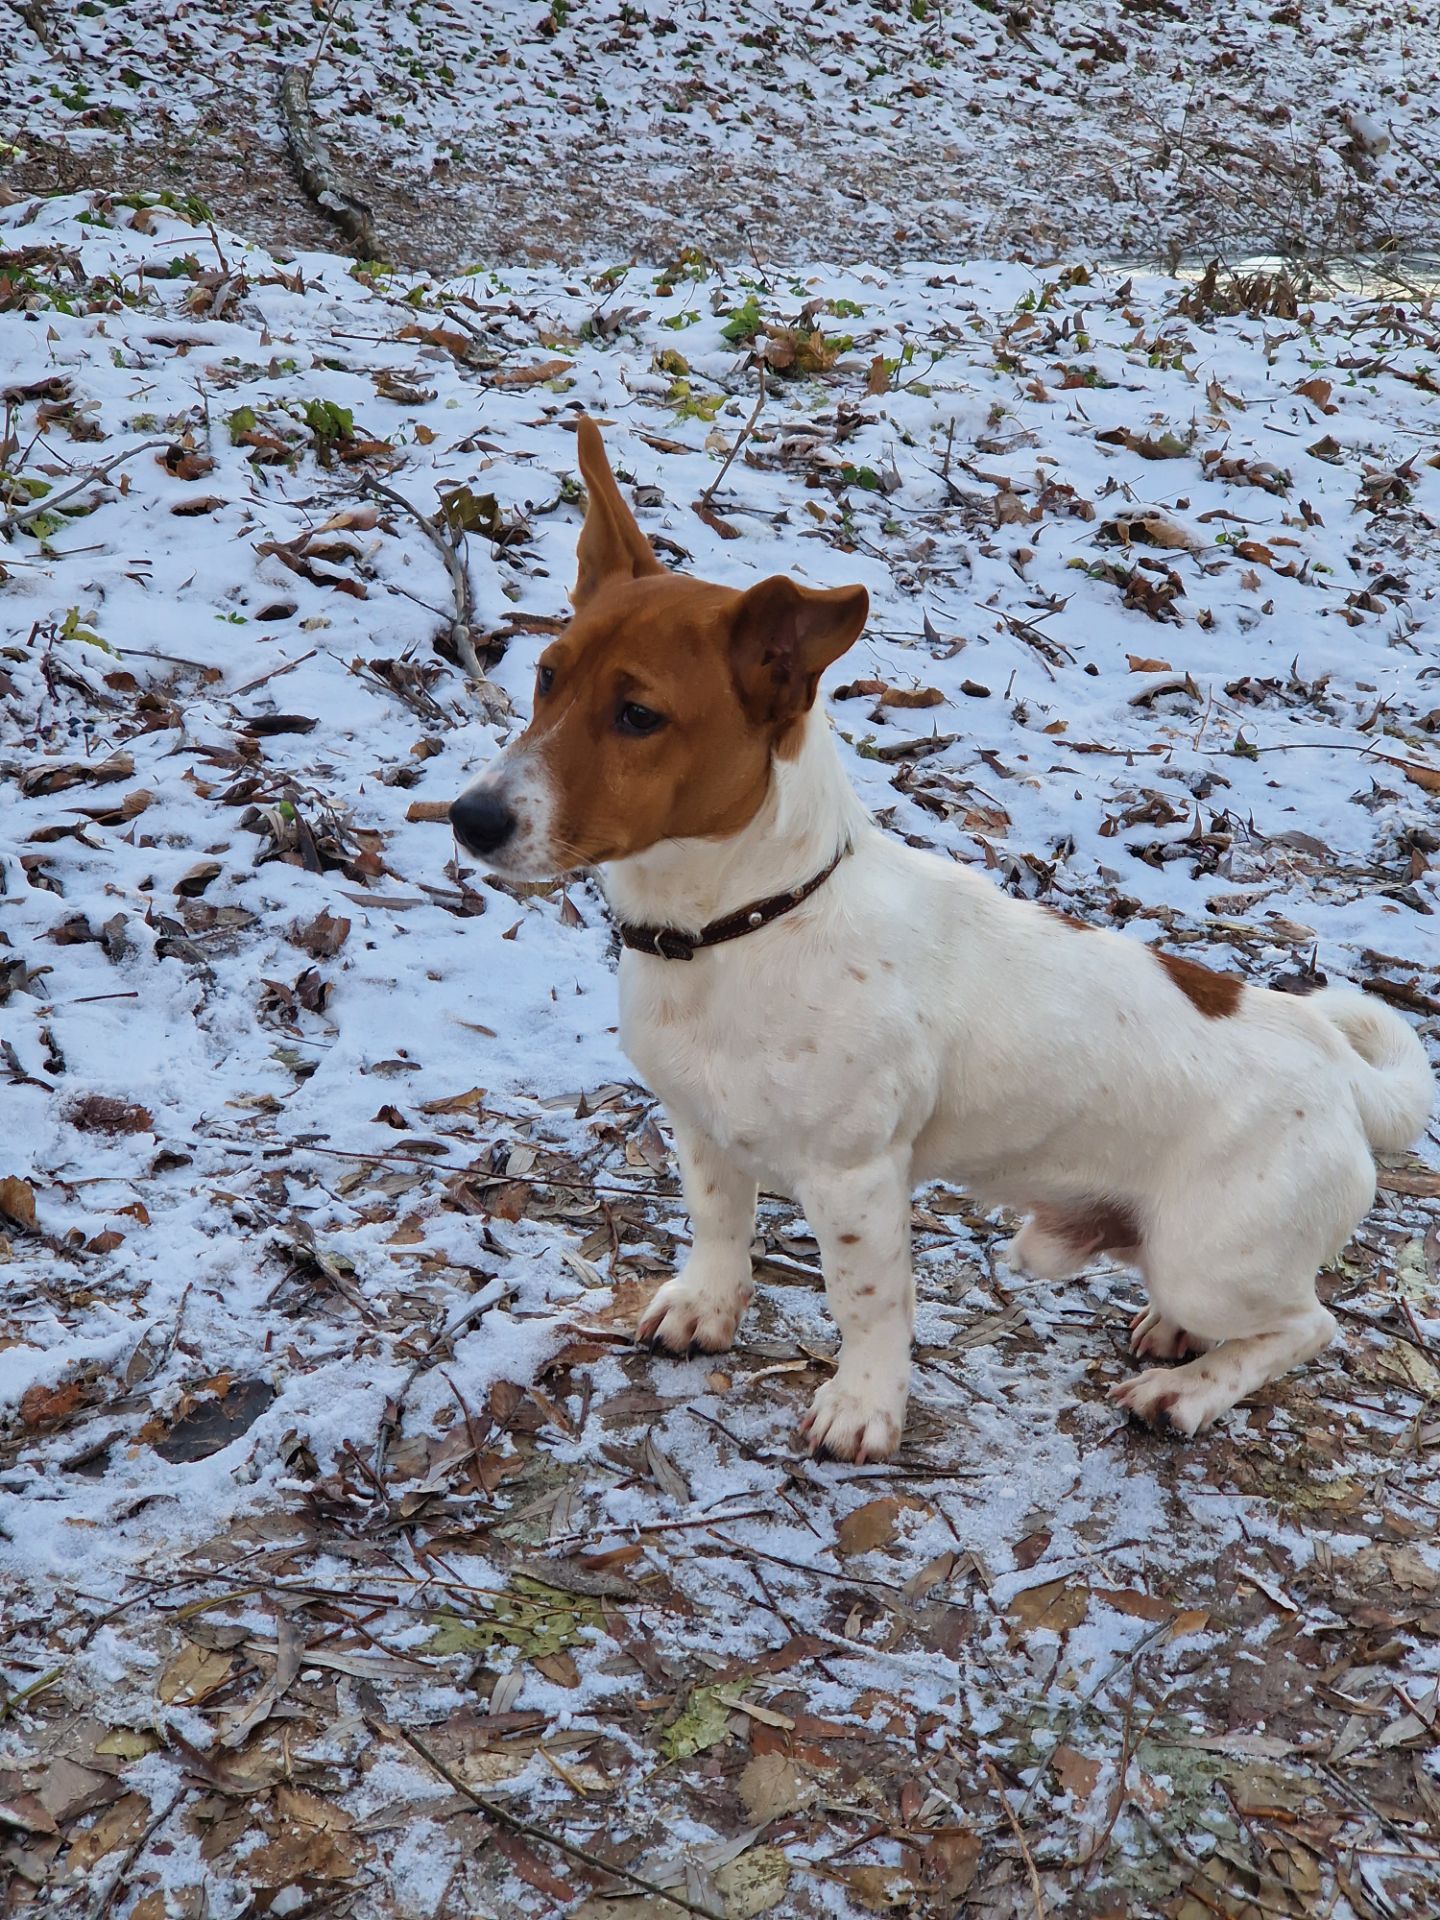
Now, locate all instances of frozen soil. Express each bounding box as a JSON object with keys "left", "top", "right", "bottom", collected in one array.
[
  {"left": 4, "top": 0, "right": 1440, "bottom": 273},
  {"left": 1, "top": 190, "right": 1438, "bottom": 1916}
]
